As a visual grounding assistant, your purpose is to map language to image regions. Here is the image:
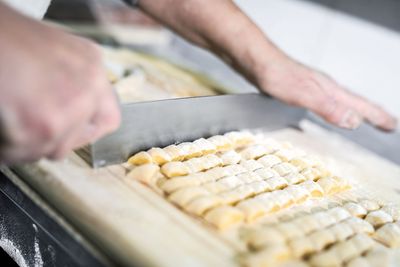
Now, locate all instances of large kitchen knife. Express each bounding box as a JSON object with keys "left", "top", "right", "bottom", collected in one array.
[{"left": 89, "top": 93, "right": 306, "bottom": 168}]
